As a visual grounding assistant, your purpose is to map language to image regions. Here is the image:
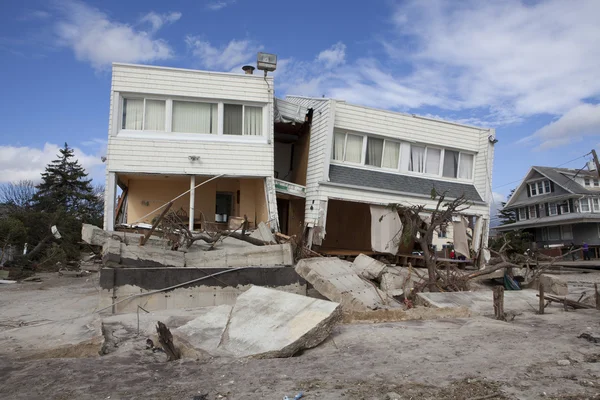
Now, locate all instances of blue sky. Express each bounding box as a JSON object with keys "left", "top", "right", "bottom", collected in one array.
[{"left": 1, "top": 0, "right": 599, "bottom": 219}]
